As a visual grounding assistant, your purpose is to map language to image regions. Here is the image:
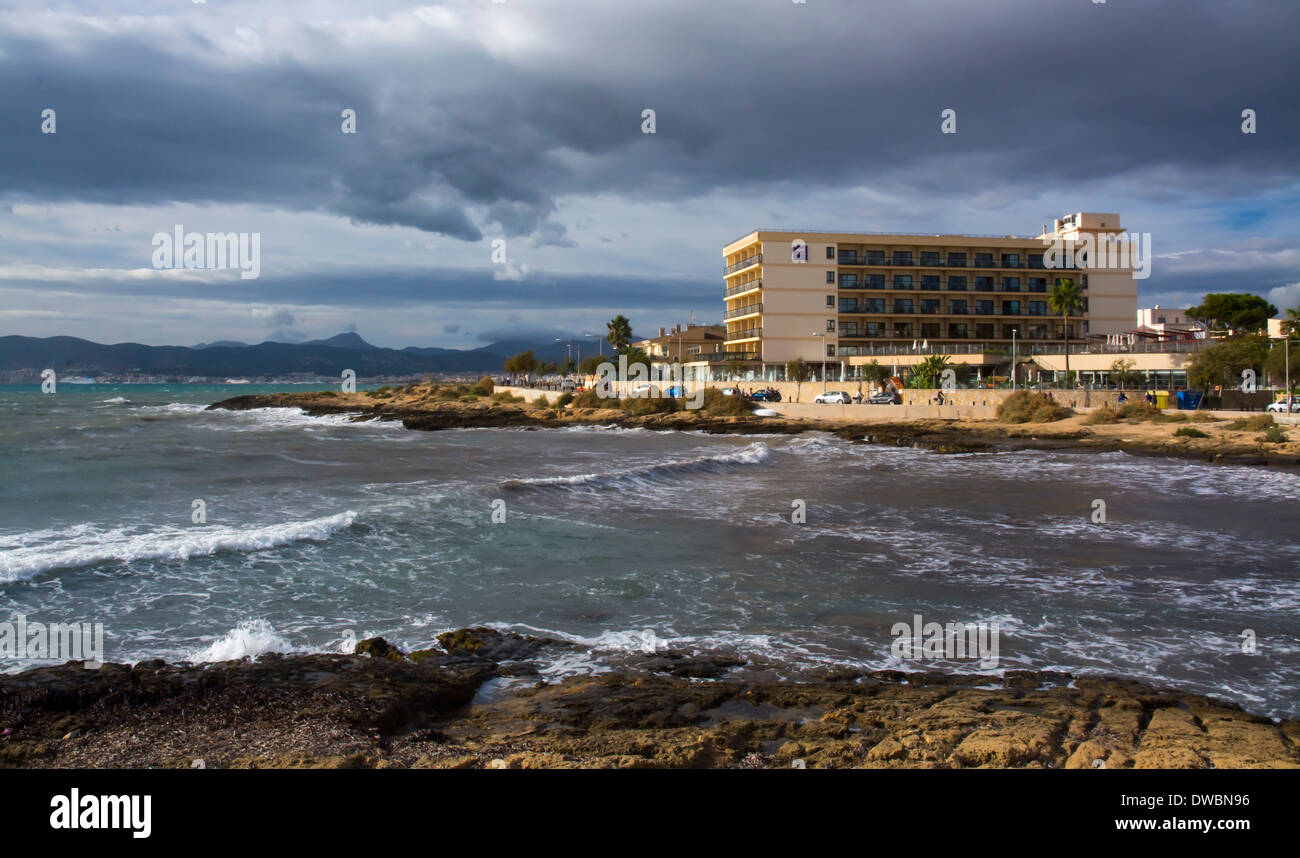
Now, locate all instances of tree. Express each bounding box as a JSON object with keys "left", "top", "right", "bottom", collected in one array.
[
  {"left": 606, "top": 315, "right": 633, "bottom": 353},
  {"left": 1264, "top": 337, "right": 1298, "bottom": 397},
  {"left": 1186, "top": 335, "right": 1268, "bottom": 391},
  {"left": 907, "top": 354, "right": 952, "bottom": 389},
  {"left": 558, "top": 356, "right": 576, "bottom": 376},
  {"left": 503, "top": 350, "right": 539, "bottom": 380},
  {"left": 1109, "top": 358, "right": 1141, "bottom": 390},
  {"left": 578, "top": 354, "right": 603, "bottom": 375},
  {"left": 1049, "top": 278, "right": 1084, "bottom": 385},
  {"left": 861, "top": 359, "right": 891, "bottom": 390},
  {"left": 1281, "top": 305, "right": 1300, "bottom": 337},
  {"left": 786, "top": 358, "right": 811, "bottom": 402},
  {"left": 1186, "top": 293, "right": 1278, "bottom": 336}
]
